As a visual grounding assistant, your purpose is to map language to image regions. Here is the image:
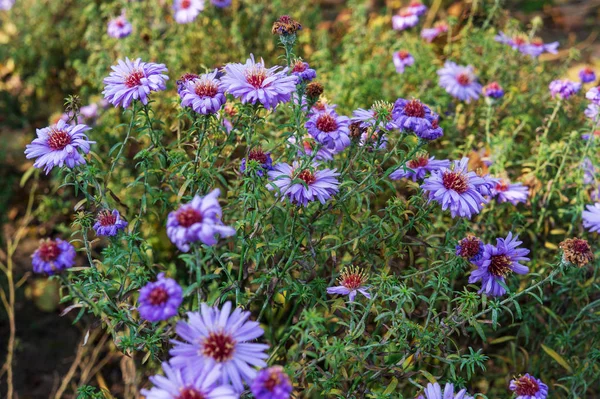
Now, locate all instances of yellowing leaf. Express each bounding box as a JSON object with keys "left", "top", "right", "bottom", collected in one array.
[
  {"left": 544, "top": 242, "right": 558, "bottom": 250},
  {"left": 384, "top": 377, "right": 399, "bottom": 395},
  {"left": 541, "top": 344, "right": 572, "bottom": 373}
]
